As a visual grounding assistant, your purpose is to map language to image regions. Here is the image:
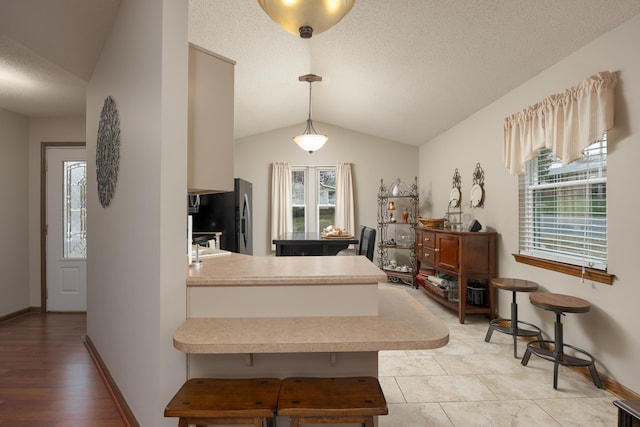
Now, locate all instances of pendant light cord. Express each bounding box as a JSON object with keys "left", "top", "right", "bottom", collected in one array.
[{"left": 307, "top": 81, "right": 313, "bottom": 121}]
